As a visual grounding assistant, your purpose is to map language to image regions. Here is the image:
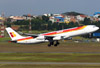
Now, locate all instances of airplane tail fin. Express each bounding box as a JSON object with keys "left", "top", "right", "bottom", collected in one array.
[{"left": 6, "top": 27, "right": 25, "bottom": 41}]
